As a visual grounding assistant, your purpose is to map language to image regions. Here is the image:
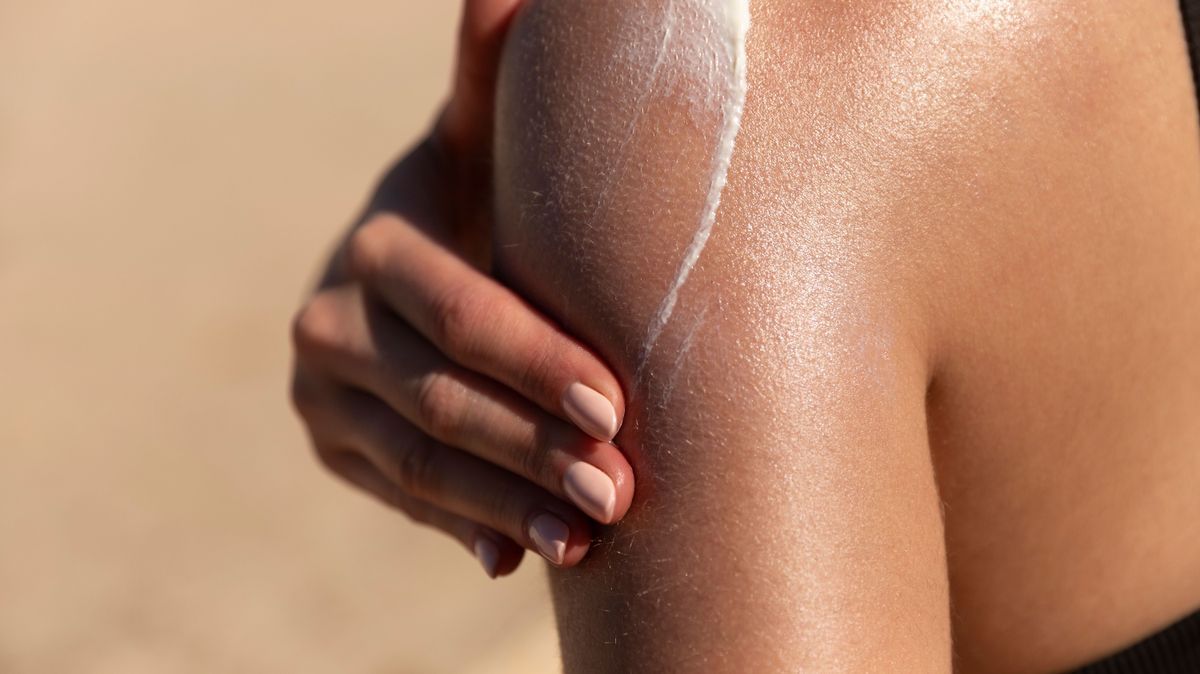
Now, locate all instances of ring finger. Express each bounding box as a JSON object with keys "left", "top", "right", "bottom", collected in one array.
[
  {"left": 328, "top": 384, "right": 595, "bottom": 566},
  {"left": 295, "top": 285, "right": 635, "bottom": 525}
]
